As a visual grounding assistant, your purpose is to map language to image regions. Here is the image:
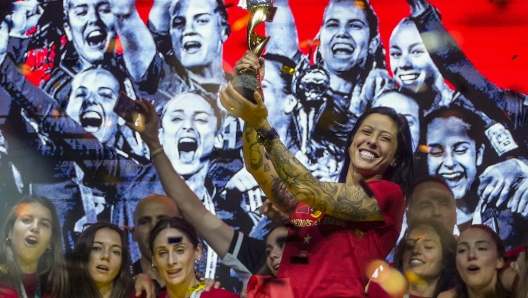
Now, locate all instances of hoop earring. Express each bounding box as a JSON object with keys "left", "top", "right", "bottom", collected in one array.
[
  {"left": 151, "top": 263, "right": 157, "bottom": 272},
  {"left": 391, "top": 162, "right": 397, "bottom": 167}
]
